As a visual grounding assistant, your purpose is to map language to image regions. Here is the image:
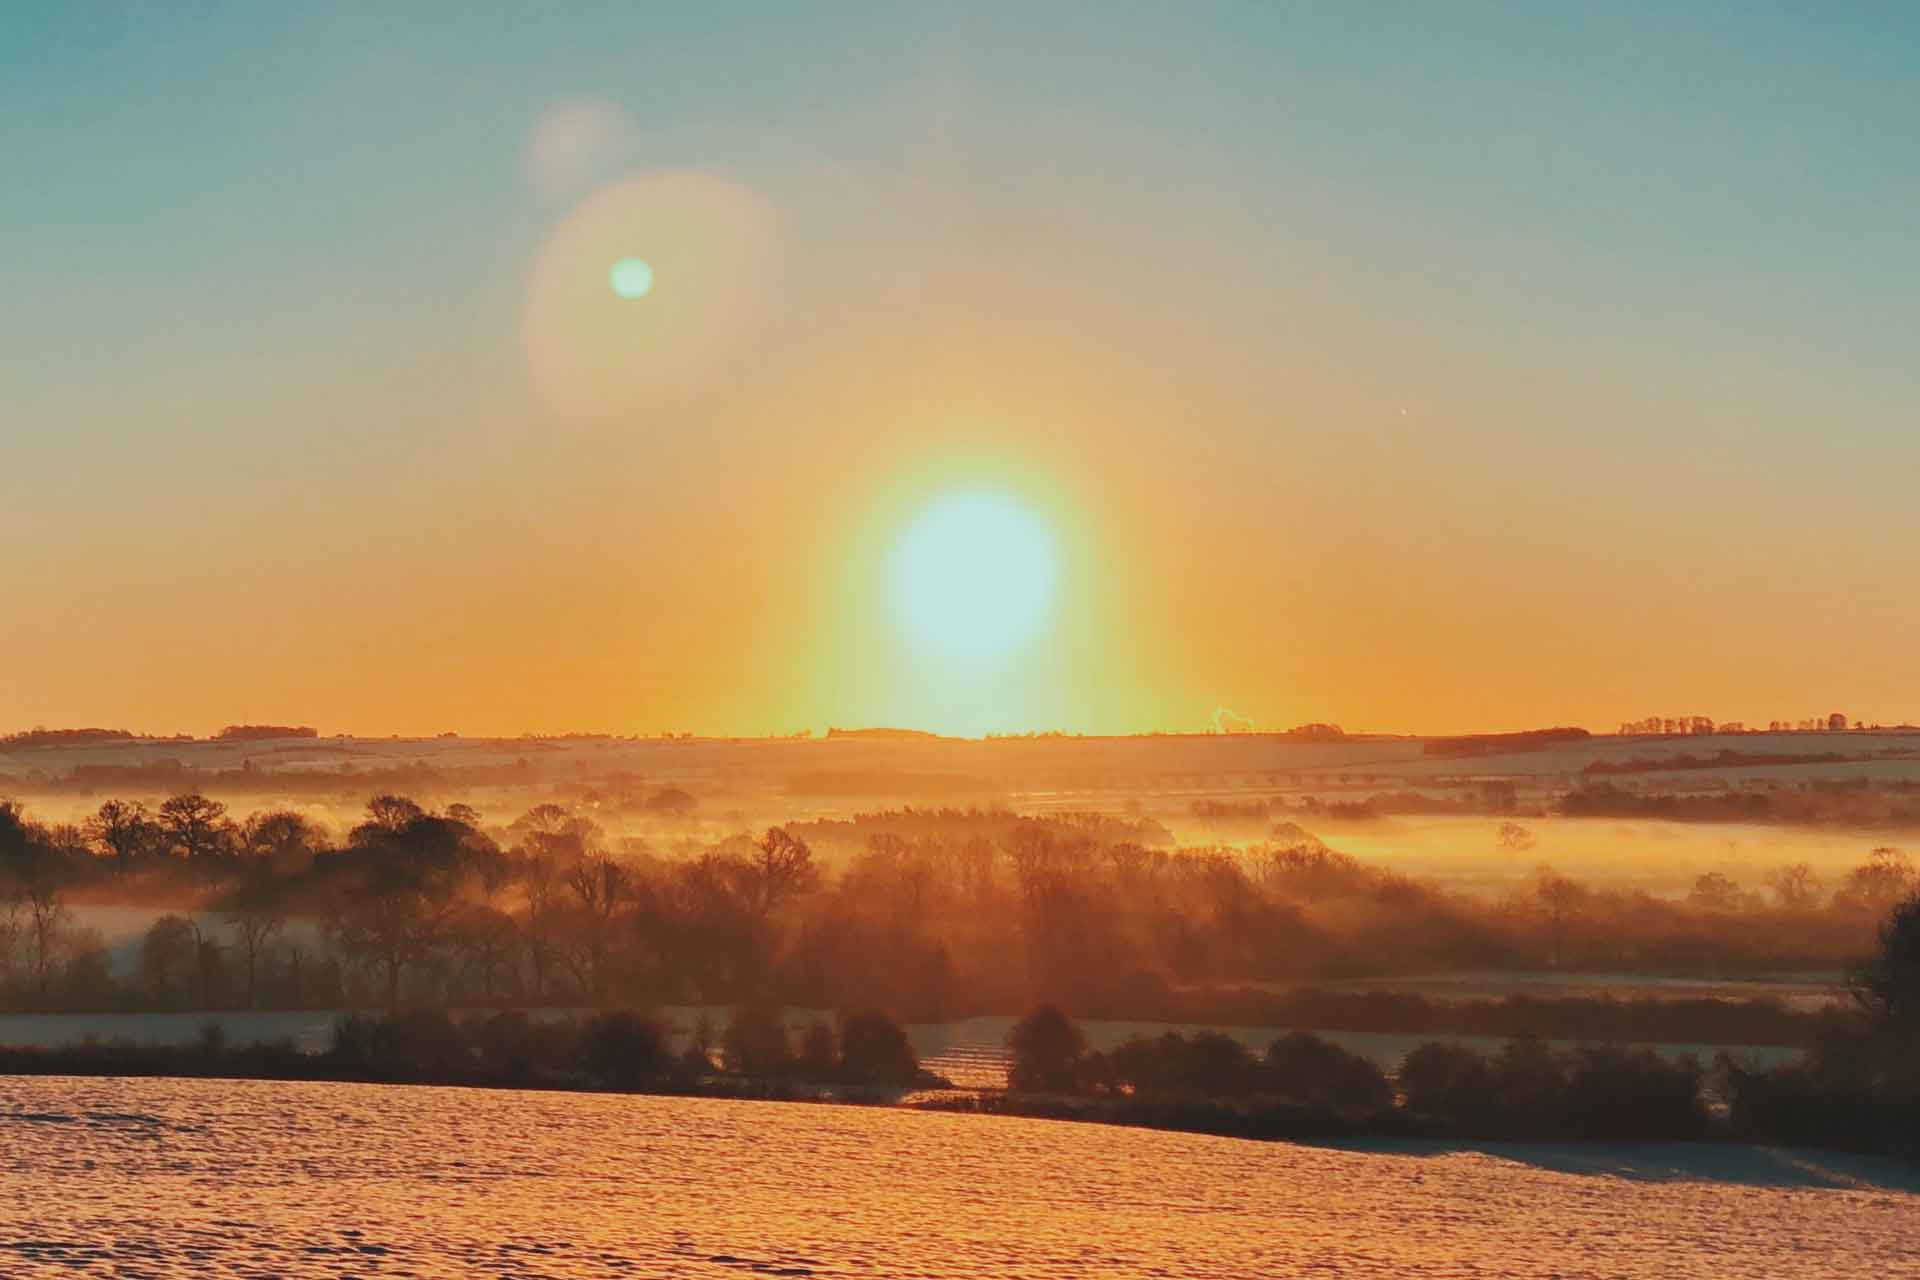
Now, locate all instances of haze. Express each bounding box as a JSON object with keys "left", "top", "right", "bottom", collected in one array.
[{"left": 6, "top": 3, "right": 1918, "bottom": 738}]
